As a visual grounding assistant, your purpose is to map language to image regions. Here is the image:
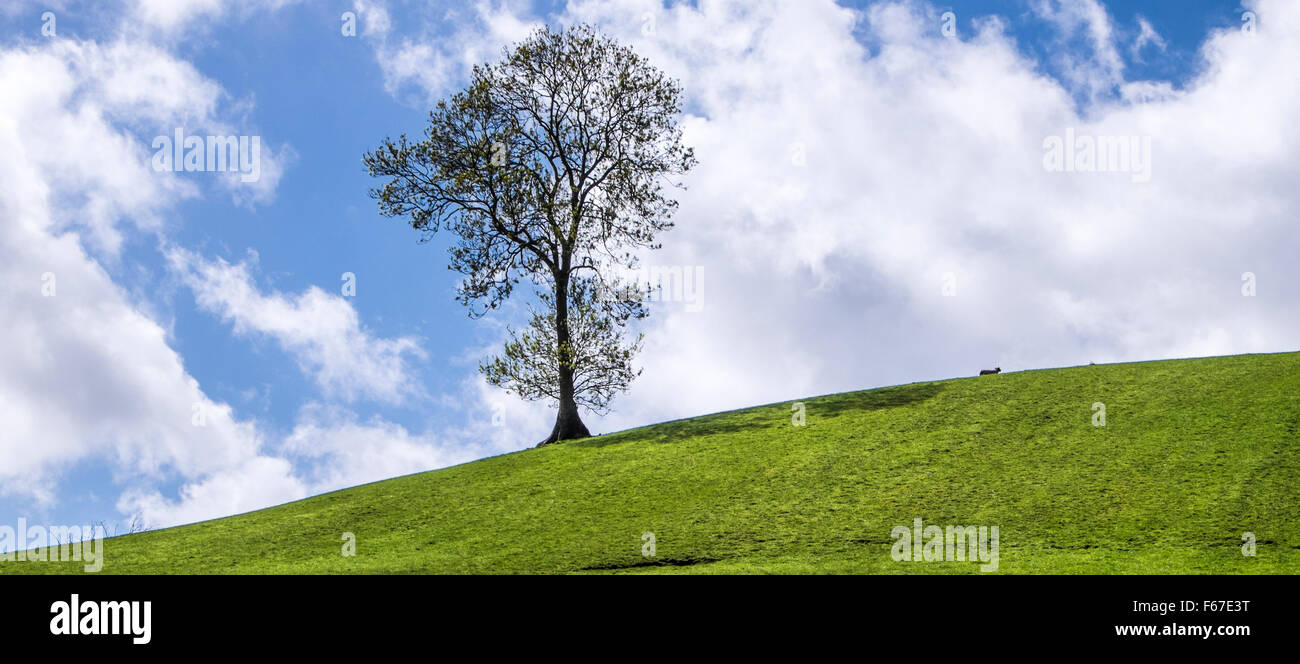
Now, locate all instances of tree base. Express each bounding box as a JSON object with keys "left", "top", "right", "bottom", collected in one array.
[{"left": 536, "top": 410, "right": 591, "bottom": 447}]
